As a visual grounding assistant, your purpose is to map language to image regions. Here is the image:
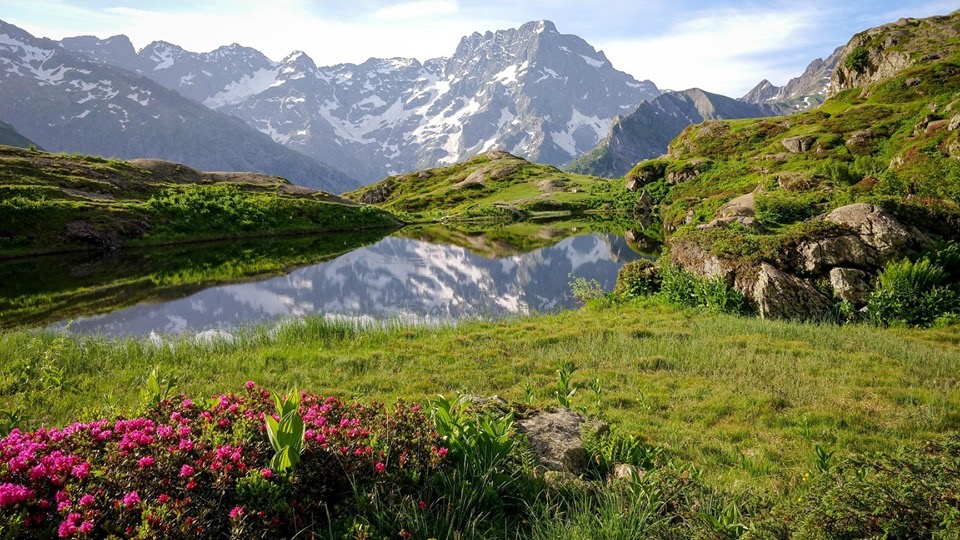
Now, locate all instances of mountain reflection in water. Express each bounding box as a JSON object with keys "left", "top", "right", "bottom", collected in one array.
[{"left": 53, "top": 233, "right": 641, "bottom": 337}]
